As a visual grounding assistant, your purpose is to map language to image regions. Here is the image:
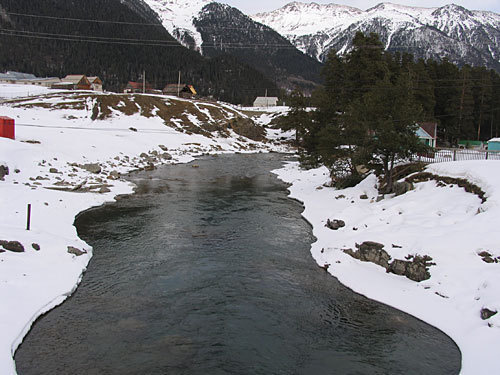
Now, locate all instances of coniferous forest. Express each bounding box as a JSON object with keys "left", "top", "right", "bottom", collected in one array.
[{"left": 0, "top": 0, "right": 280, "bottom": 104}]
